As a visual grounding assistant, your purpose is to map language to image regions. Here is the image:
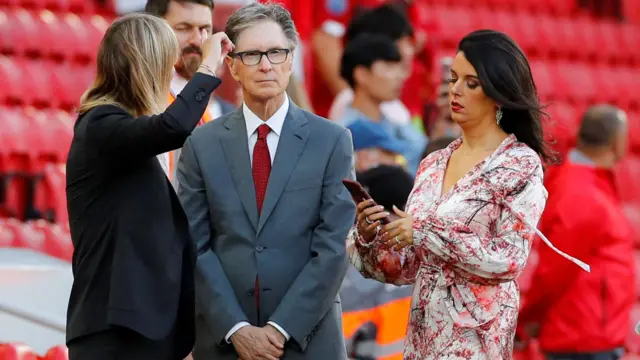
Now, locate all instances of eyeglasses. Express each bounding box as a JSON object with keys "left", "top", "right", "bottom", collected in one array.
[{"left": 228, "top": 49, "right": 291, "bottom": 66}]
